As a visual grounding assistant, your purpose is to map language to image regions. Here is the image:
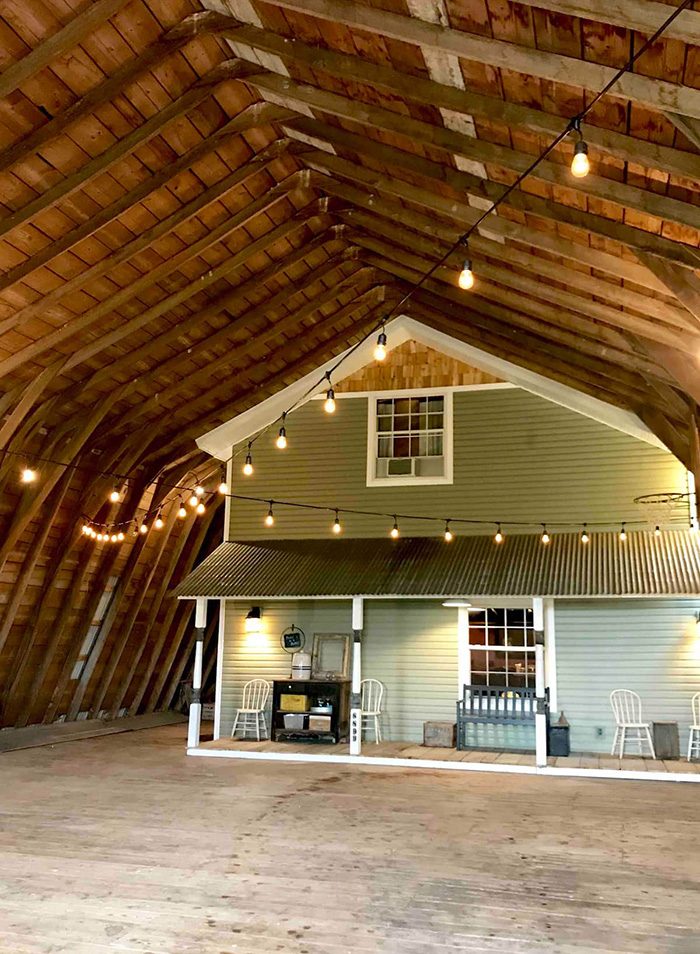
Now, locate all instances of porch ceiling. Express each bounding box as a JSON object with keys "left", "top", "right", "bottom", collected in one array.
[{"left": 172, "top": 533, "right": 700, "bottom": 600}]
